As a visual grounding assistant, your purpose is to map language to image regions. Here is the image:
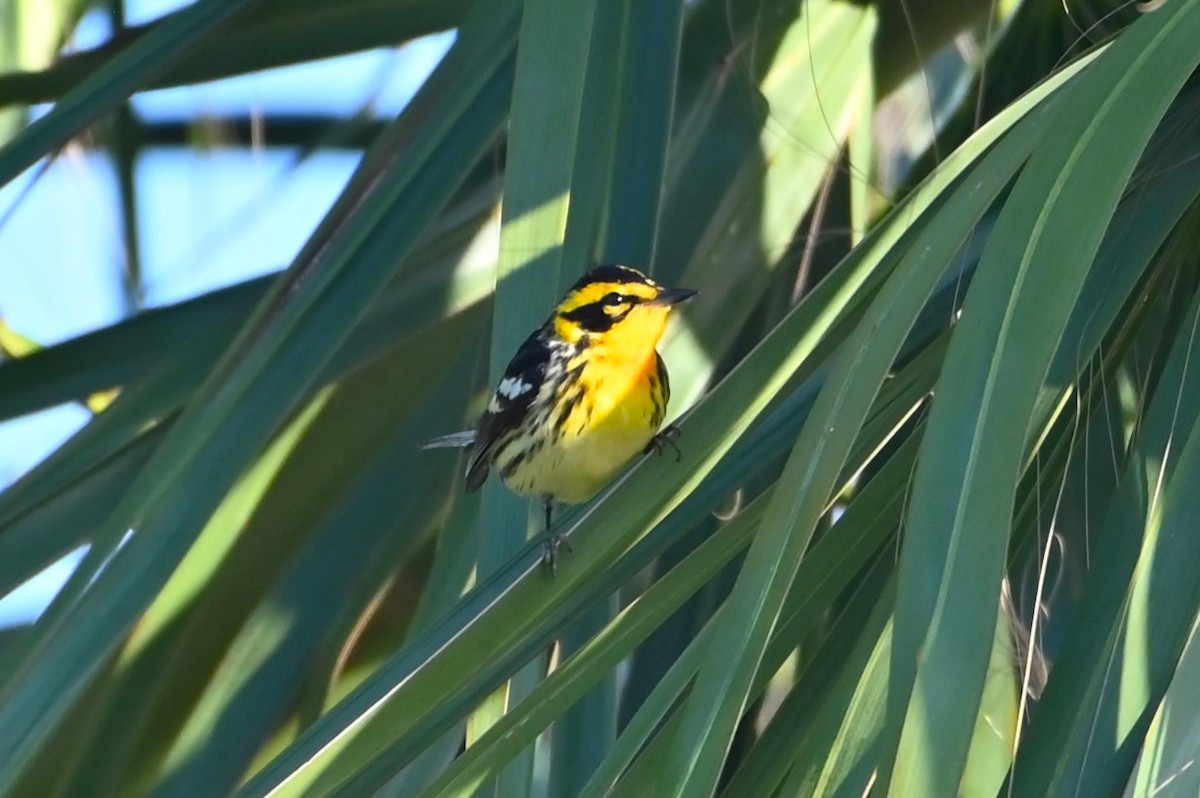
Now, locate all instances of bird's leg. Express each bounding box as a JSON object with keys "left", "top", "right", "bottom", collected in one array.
[
  {"left": 540, "top": 496, "right": 572, "bottom": 571},
  {"left": 644, "top": 423, "right": 682, "bottom": 461}
]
